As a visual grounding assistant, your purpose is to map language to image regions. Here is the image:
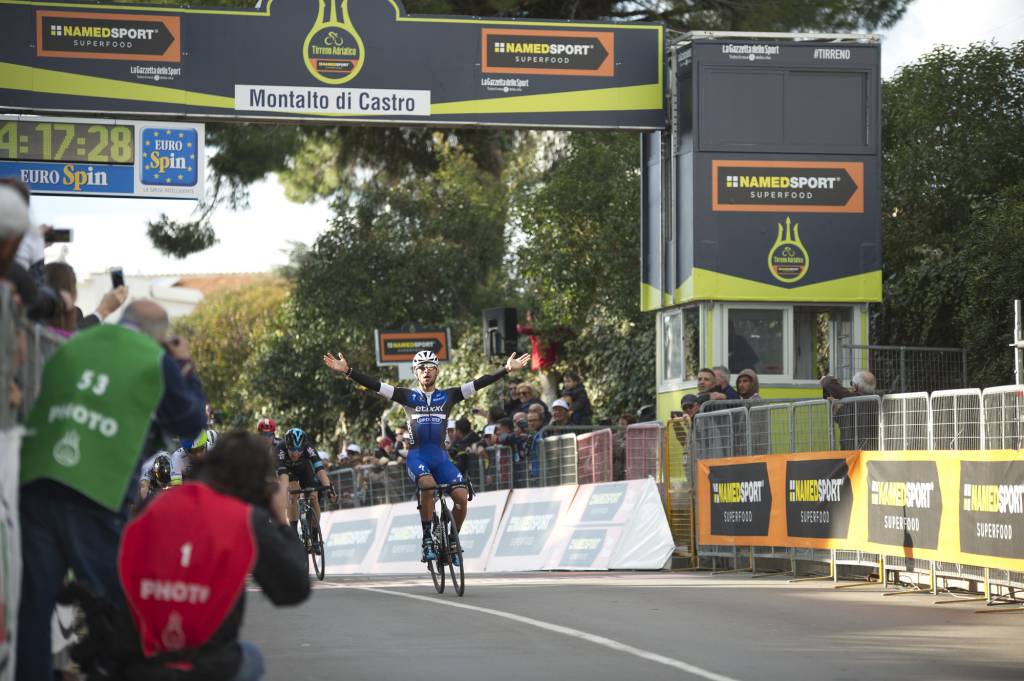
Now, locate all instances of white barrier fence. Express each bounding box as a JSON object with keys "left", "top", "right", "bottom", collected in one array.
[{"left": 317, "top": 479, "right": 674, "bottom": 576}]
